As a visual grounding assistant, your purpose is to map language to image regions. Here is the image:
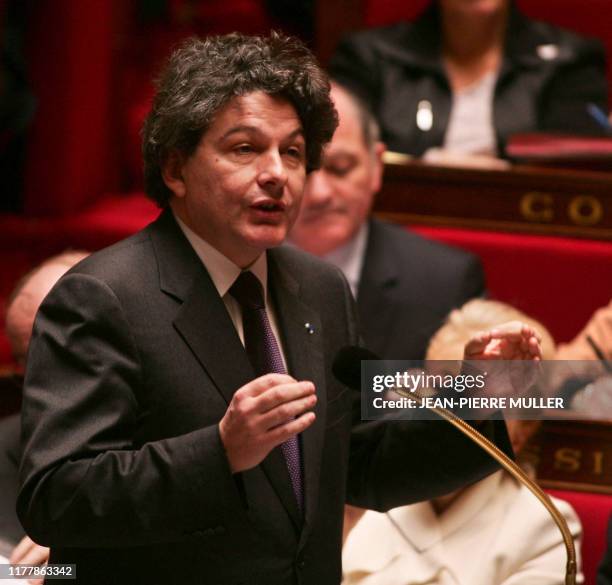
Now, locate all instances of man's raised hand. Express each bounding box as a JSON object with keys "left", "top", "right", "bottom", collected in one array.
[
  {"left": 219, "top": 374, "right": 316, "bottom": 473},
  {"left": 464, "top": 321, "right": 542, "bottom": 361}
]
